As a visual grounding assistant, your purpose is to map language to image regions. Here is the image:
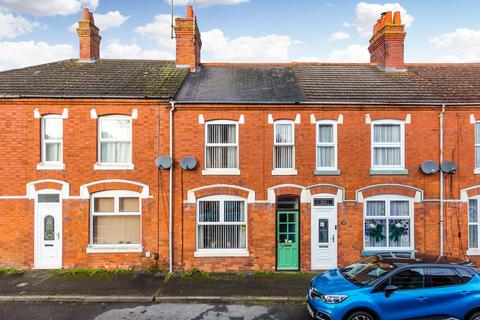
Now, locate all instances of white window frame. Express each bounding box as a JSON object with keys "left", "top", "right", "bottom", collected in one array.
[
  {"left": 468, "top": 197, "right": 480, "bottom": 255},
  {"left": 475, "top": 122, "right": 480, "bottom": 174},
  {"left": 316, "top": 120, "right": 337, "bottom": 171},
  {"left": 87, "top": 190, "right": 142, "bottom": 253},
  {"left": 363, "top": 195, "right": 414, "bottom": 252},
  {"left": 195, "top": 195, "right": 249, "bottom": 257},
  {"left": 95, "top": 115, "right": 134, "bottom": 171},
  {"left": 371, "top": 119, "right": 405, "bottom": 171},
  {"left": 37, "top": 114, "right": 65, "bottom": 170},
  {"left": 203, "top": 120, "right": 240, "bottom": 176},
  {"left": 272, "top": 120, "right": 297, "bottom": 175}
]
